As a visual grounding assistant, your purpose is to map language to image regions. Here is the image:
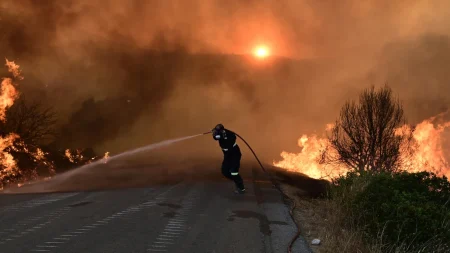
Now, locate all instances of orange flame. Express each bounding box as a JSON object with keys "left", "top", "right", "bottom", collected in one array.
[
  {"left": 0, "top": 60, "right": 57, "bottom": 189},
  {"left": 33, "top": 148, "right": 46, "bottom": 161},
  {"left": 65, "top": 149, "right": 85, "bottom": 164},
  {"left": 103, "top": 152, "right": 110, "bottom": 163},
  {"left": 0, "top": 79, "right": 19, "bottom": 121},
  {"left": 5, "top": 59, "right": 24, "bottom": 80},
  {"left": 0, "top": 59, "right": 22, "bottom": 189},
  {"left": 65, "top": 149, "right": 74, "bottom": 163},
  {"left": 326, "top": 123, "right": 335, "bottom": 131},
  {"left": 401, "top": 119, "right": 450, "bottom": 177},
  {"left": 0, "top": 133, "right": 20, "bottom": 181},
  {"left": 0, "top": 59, "right": 22, "bottom": 121},
  {"left": 273, "top": 126, "right": 347, "bottom": 180},
  {"left": 274, "top": 115, "right": 450, "bottom": 180}
]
